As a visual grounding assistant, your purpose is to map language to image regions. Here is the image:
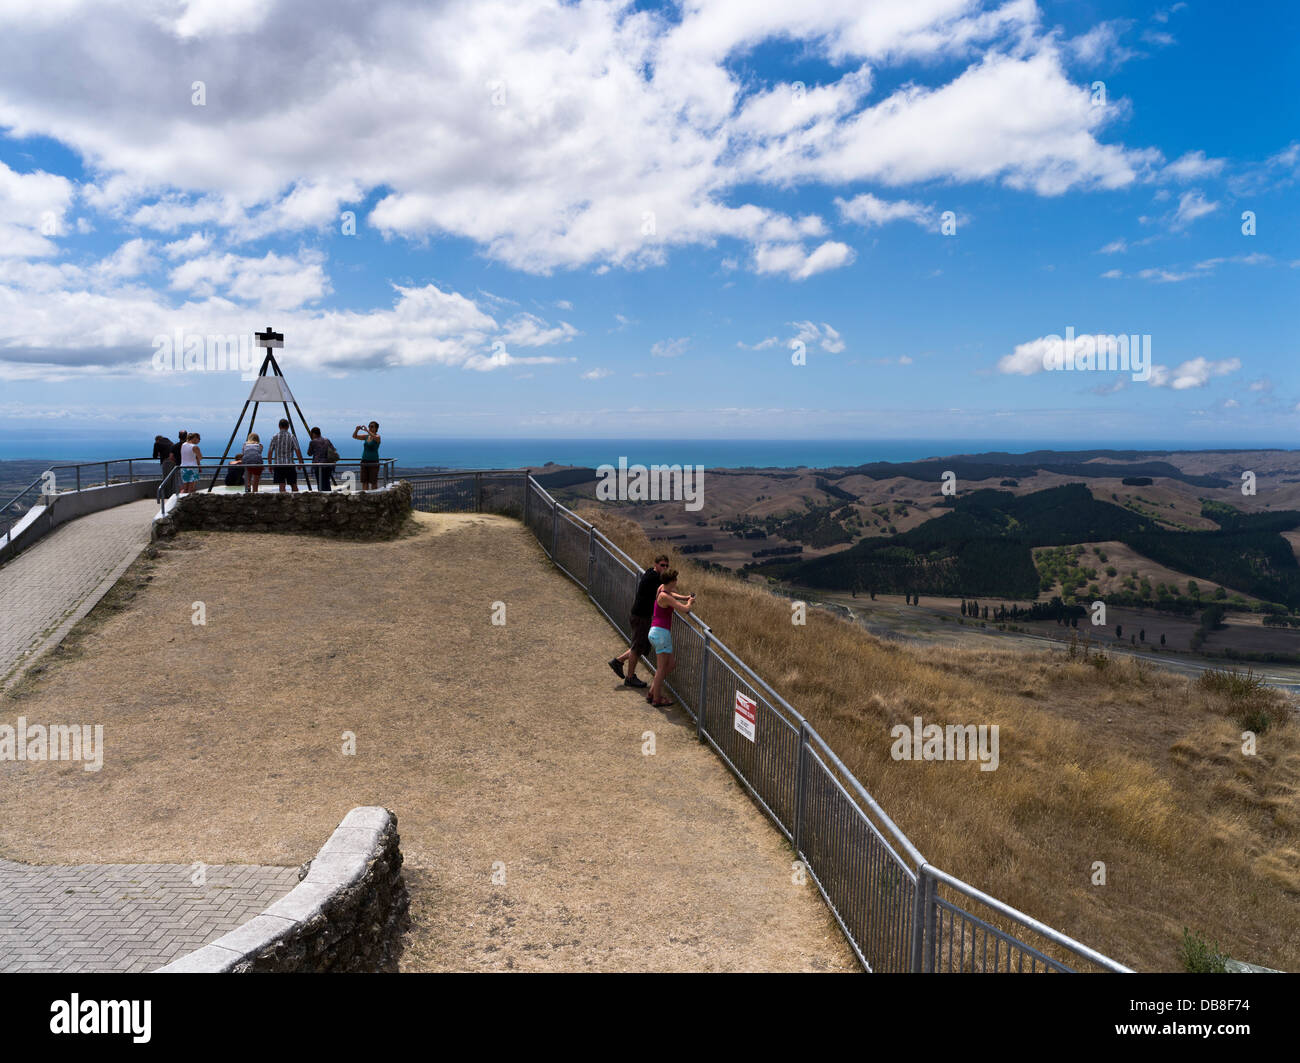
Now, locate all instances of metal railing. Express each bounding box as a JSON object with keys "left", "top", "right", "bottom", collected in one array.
[
  {"left": 1, "top": 457, "right": 158, "bottom": 543},
  {"left": 156, "top": 458, "right": 398, "bottom": 514},
  {"left": 409, "top": 470, "right": 1134, "bottom": 974}
]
